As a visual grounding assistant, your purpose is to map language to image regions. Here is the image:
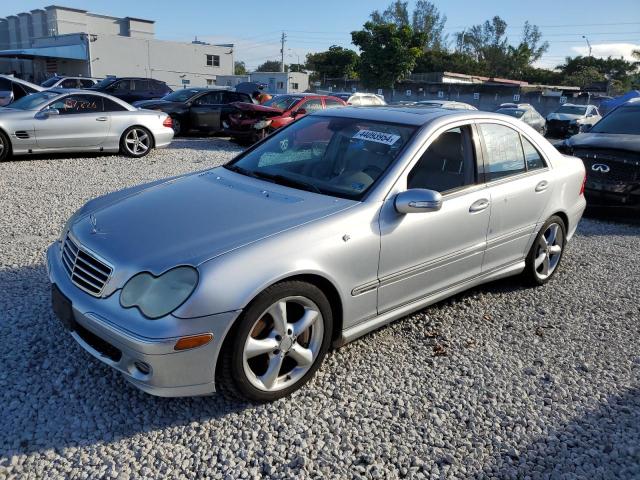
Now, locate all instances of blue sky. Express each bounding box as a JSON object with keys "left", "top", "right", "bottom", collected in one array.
[{"left": 7, "top": 1, "right": 640, "bottom": 70}]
